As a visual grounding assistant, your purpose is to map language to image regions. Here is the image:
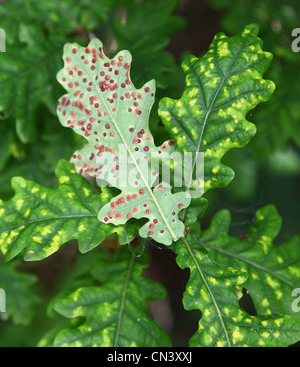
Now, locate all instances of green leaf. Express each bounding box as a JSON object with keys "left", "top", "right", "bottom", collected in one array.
[
  {"left": 198, "top": 205, "right": 300, "bottom": 318},
  {"left": 209, "top": 0, "right": 300, "bottom": 153},
  {"left": 0, "top": 122, "right": 15, "bottom": 172},
  {"left": 0, "top": 24, "right": 65, "bottom": 142},
  {"left": 29, "top": 0, "right": 119, "bottom": 35},
  {"left": 0, "top": 1, "right": 37, "bottom": 44},
  {"left": 38, "top": 250, "right": 110, "bottom": 347},
  {"left": 0, "top": 260, "right": 39, "bottom": 324},
  {"left": 57, "top": 38, "right": 191, "bottom": 246},
  {"left": 159, "top": 24, "right": 275, "bottom": 197},
  {"left": 0, "top": 109, "right": 85, "bottom": 200},
  {"left": 52, "top": 247, "right": 172, "bottom": 347},
  {"left": 0, "top": 160, "right": 136, "bottom": 262},
  {"left": 111, "top": 0, "right": 185, "bottom": 89},
  {"left": 175, "top": 237, "right": 300, "bottom": 347},
  {"left": 0, "top": 0, "right": 119, "bottom": 43},
  {"left": 252, "top": 69, "right": 300, "bottom": 154}
]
